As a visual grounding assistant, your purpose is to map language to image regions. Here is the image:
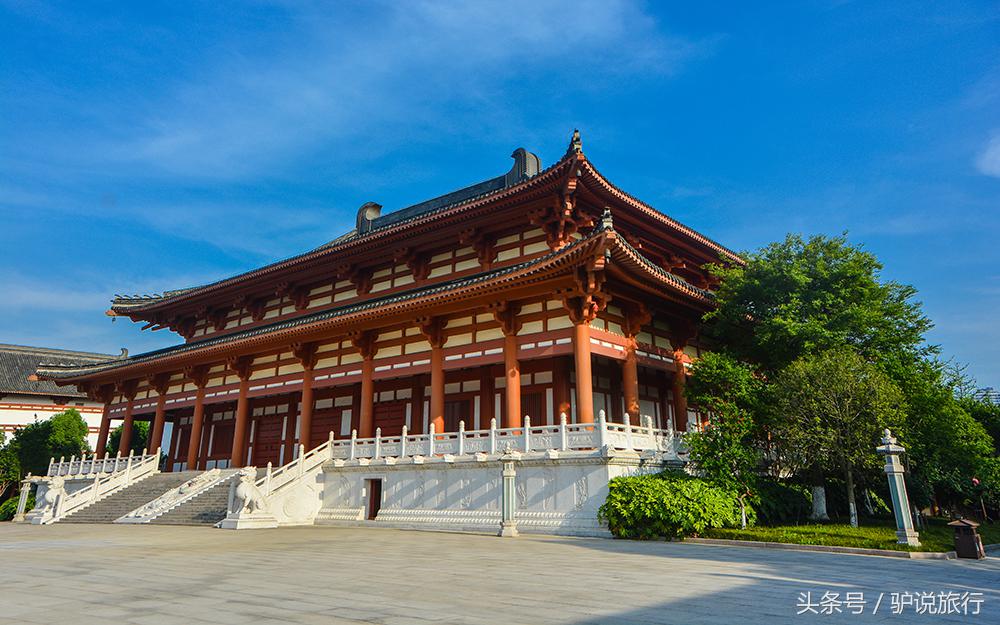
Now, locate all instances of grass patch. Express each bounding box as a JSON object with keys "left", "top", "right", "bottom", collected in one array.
[{"left": 701, "top": 518, "right": 999, "bottom": 552}]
